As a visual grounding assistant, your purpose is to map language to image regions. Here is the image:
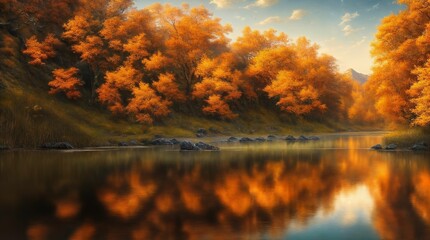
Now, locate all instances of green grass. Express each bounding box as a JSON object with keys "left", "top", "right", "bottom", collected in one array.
[
  {"left": 384, "top": 128, "right": 430, "bottom": 147},
  {"left": 0, "top": 83, "right": 350, "bottom": 148}
]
